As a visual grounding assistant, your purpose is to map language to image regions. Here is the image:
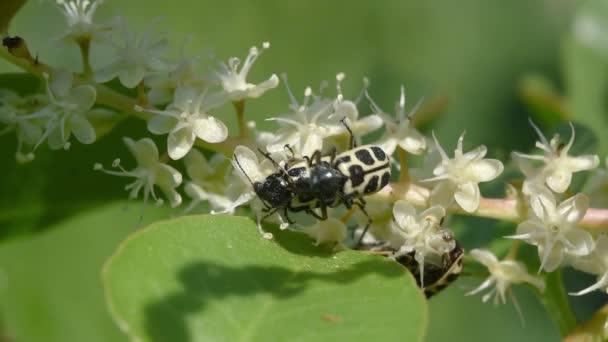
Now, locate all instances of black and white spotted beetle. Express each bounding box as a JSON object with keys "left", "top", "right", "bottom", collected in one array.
[{"left": 234, "top": 118, "right": 391, "bottom": 241}]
